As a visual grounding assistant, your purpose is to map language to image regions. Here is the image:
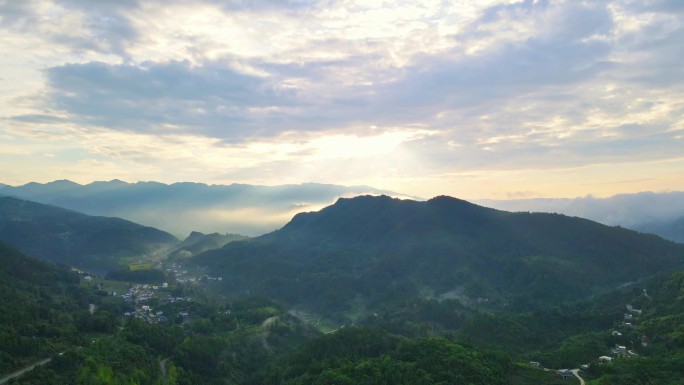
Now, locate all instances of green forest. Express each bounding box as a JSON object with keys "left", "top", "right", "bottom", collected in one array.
[
  {"left": 3, "top": 235, "right": 684, "bottom": 384},
  {"left": 2, "top": 195, "right": 684, "bottom": 384}
]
